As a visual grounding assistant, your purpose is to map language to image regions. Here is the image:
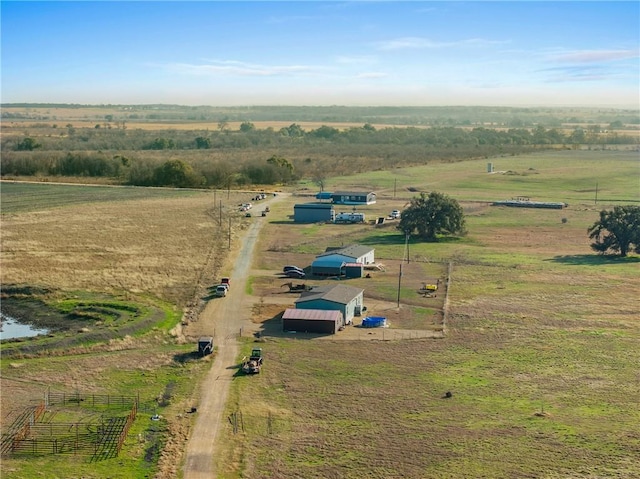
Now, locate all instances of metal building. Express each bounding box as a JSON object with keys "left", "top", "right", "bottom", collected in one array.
[
  {"left": 282, "top": 308, "right": 344, "bottom": 334},
  {"left": 295, "top": 284, "right": 364, "bottom": 325},
  {"left": 317, "top": 245, "right": 375, "bottom": 265},
  {"left": 293, "top": 203, "right": 335, "bottom": 223}
]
